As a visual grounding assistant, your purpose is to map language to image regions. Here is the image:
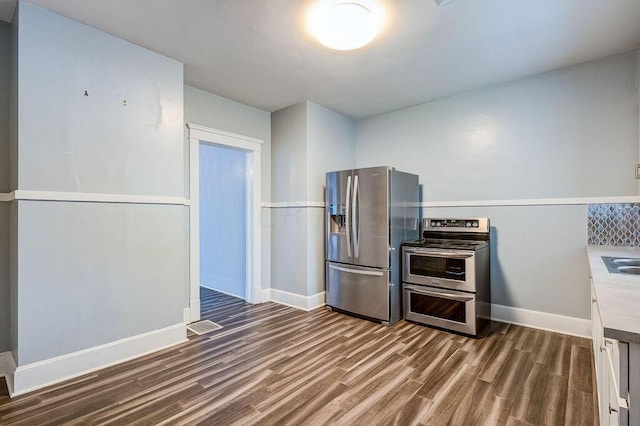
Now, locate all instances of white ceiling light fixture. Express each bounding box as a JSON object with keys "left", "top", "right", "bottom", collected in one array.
[
  {"left": 308, "top": 0, "right": 383, "bottom": 51},
  {"left": 434, "top": 0, "right": 457, "bottom": 6}
]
